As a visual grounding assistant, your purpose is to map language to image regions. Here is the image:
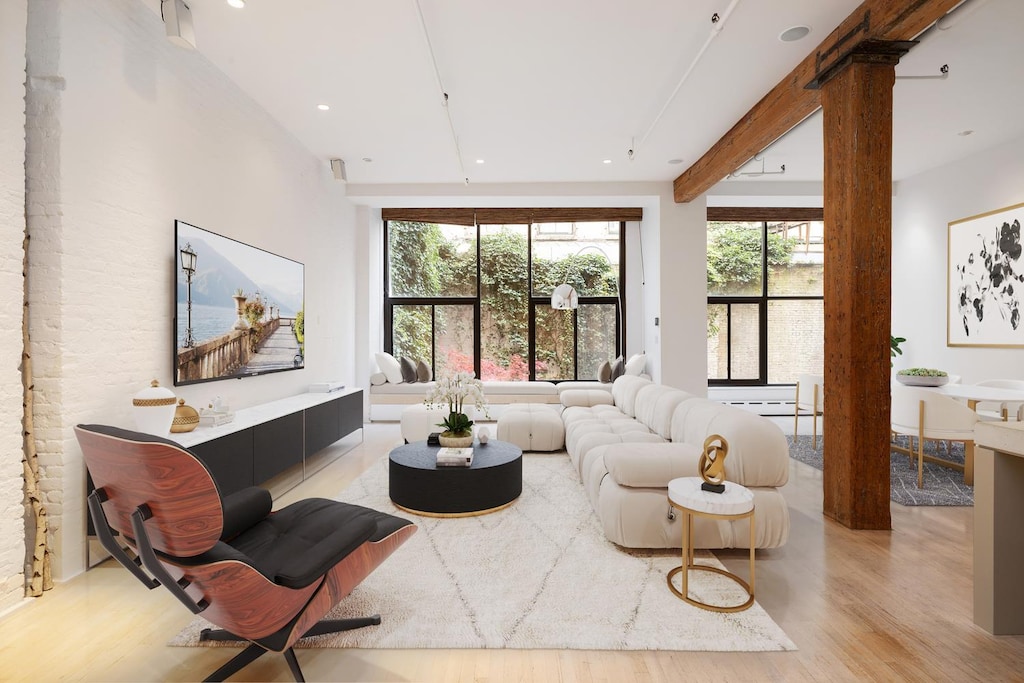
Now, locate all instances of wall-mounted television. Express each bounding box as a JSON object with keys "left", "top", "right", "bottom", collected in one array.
[{"left": 174, "top": 220, "right": 305, "bottom": 386}]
